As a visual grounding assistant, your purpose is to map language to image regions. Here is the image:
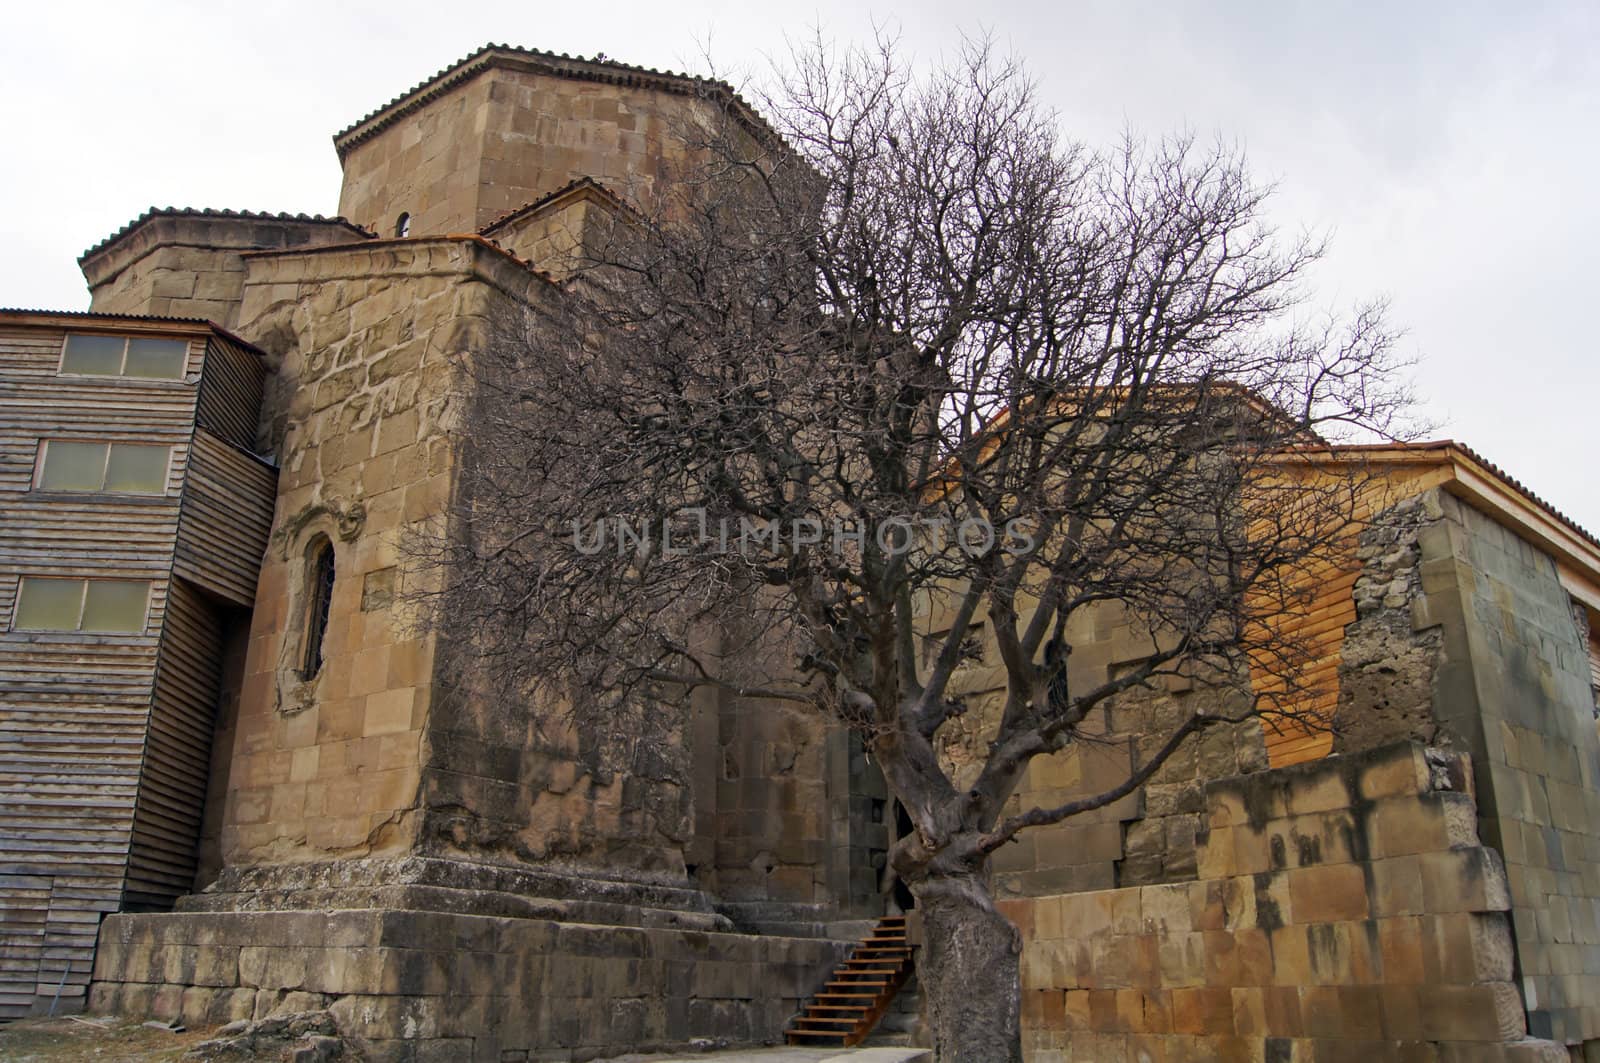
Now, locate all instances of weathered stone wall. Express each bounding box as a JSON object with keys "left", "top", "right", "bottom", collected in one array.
[
  {"left": 1004, "top": 741, "right": 1565, "bottom": 1062},
  {"left": 1425, "top": 493, "right": 1600, "bottom": 1047},
  {"left": 89, "top": 907, "right": 848, "bottom": 1062},
  {"left": 1331, "top": 489, "right": 1600, "bottom": 1048},
  {"left": 219, "top": 238, "right": 494, "bottom": 867},
  {"left": 336, "top": 64, "right": 723, "bottom": 238},
  {"left": 708, "top": 695, "right": 837, "bottom": 912},
  {"left": 81, "top": 213, "right": 371, "bottom": 328},
  {"left": 1334, "top": 493, "right": 1448, "bottom": 753},
  {"left": 935, "top": 603, "right": 1268, "bottom": 898}
]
